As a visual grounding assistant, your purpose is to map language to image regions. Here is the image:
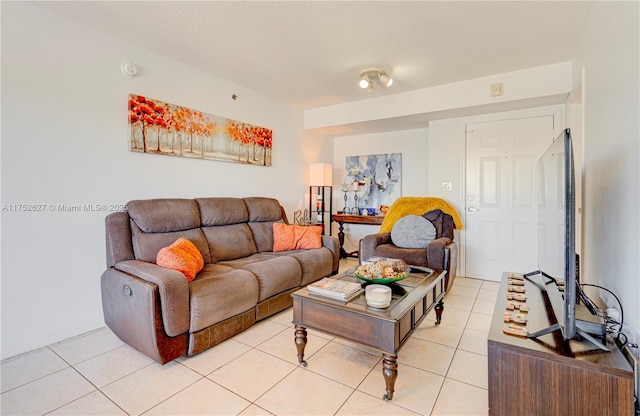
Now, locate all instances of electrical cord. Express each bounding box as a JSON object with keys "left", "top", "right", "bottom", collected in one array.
[
  {"left": 580, "top": 283, "right": 624, "bottom": 326},
  {"left": 580, "top": 283, "right": 628, "bottom": 347},
  {"left": 615, "top": 332, "right": 628, "bottom": 348}
]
